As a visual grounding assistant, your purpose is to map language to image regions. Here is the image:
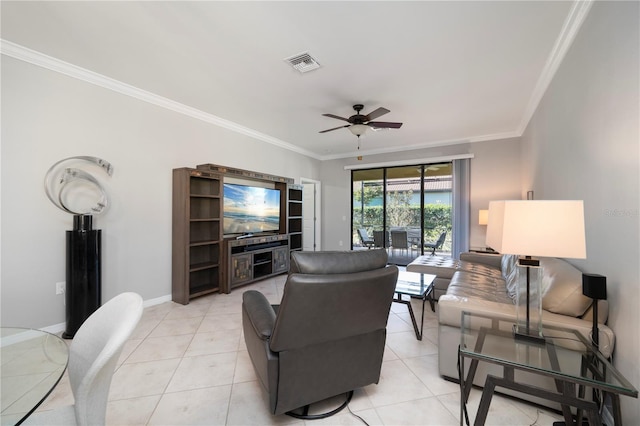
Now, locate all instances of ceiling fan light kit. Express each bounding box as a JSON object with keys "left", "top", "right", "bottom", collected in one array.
[
  {"left": 319, "top": 104, "right": 403, "bottom": 149},
  {"left": 349, "top": 124, "right": 368, "bottom": 137}
]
